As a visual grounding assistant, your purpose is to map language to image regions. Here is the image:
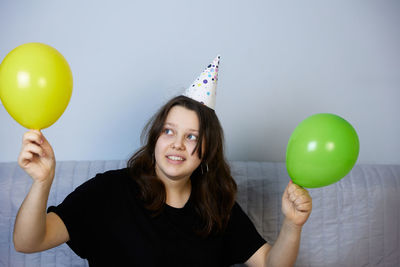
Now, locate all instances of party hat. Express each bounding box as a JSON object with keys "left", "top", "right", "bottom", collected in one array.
[{"left": 183, "top": 55, "right": 220, "bottom": 110}]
